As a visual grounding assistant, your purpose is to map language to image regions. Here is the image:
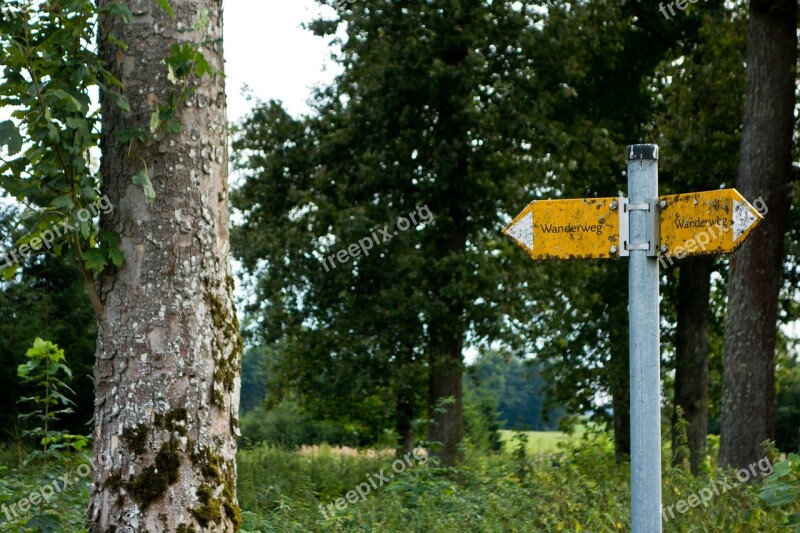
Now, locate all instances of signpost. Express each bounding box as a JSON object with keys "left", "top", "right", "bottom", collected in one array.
[
  {"left": 503, "top": 144, "right": 763, "bottom": 533},
  {"left": 504, "top": 197, "right": 621, "bottom": 260},
  {"left": 659, "top": 189, "right": 762, "bottom": 259}
]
